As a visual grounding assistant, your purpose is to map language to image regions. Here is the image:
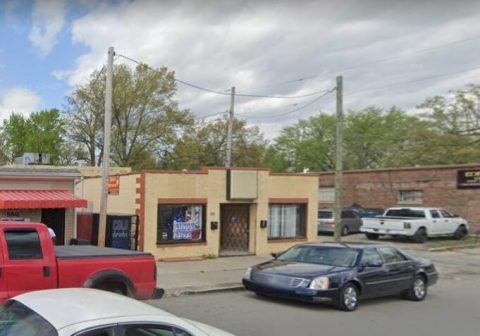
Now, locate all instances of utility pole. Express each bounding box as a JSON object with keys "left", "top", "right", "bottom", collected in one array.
[
  {"left": 98, "top": 46, "right": 114, "bottom": 247},
  {"left": 226, "top": 86, "right": 235, "bottom": 167},
  {"left": 333, "top": 75, "right": 344, "bottom": 242}
]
